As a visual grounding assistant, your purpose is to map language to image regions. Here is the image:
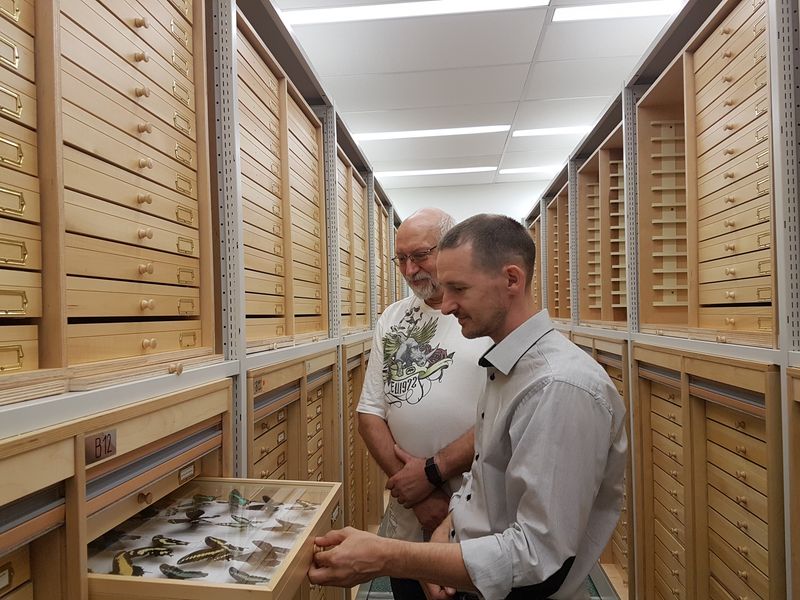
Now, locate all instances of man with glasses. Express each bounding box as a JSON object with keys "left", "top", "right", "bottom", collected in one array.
[{"left": 357, "top": 208, "right": 492, "bottom": 600}]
